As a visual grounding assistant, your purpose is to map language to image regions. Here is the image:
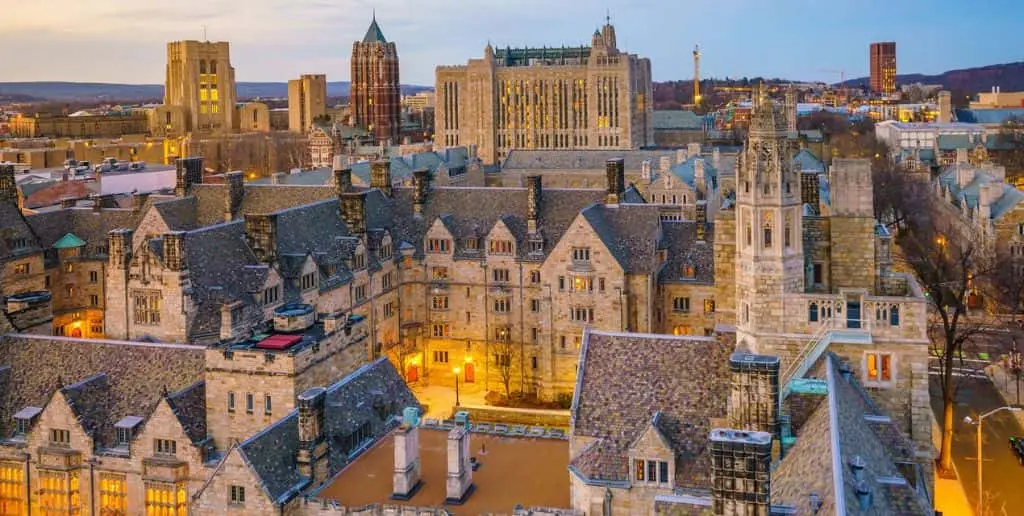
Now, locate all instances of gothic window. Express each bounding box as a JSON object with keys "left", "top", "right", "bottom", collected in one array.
[
  {"left": 784, "top": 216, "right": 792, "bottom": 248},
  {"left": 199, "top": 60, "right": 207, "bottom": 74},
  {"left": 763, "top": 214, "right": 773, "bottom": 248},
  {"left": 745, "top": 223, "right": 752, "bottom": 247},
  {"left": 808, "top": 303, "right": 819, "bottom": 322}
]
